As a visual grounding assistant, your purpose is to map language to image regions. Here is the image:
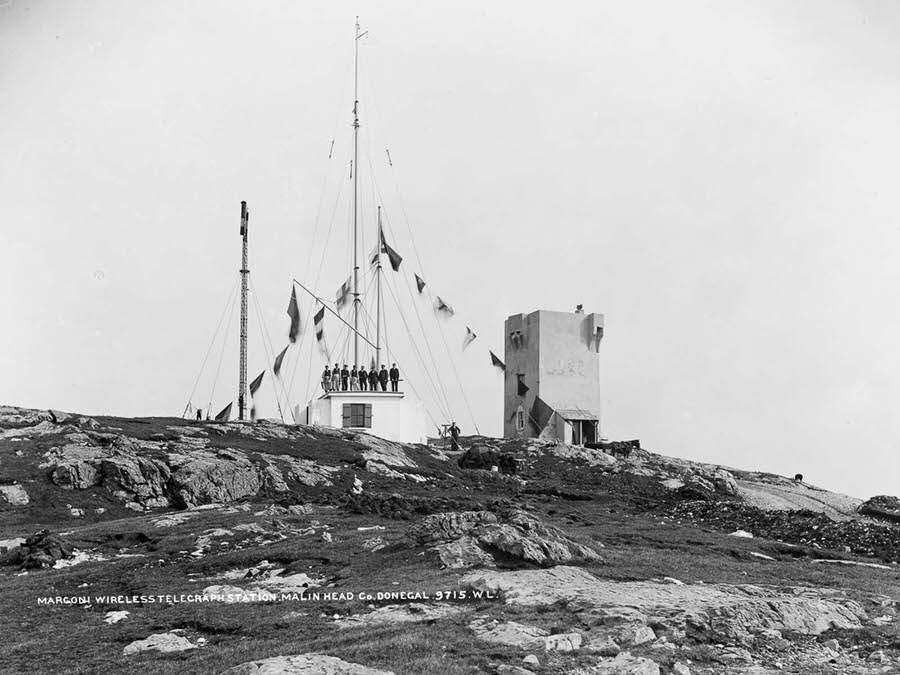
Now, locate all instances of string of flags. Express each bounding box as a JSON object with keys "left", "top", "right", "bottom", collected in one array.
[{"left": 213, "top": 226, "right": 512, "bottom": 421}]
